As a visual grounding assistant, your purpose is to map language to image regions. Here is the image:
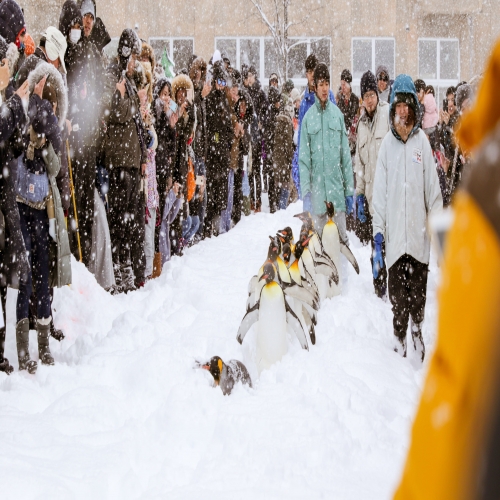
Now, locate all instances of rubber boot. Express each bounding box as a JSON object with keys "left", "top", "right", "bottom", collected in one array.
[
  {"left": 16, "top": 318, "right": 37, "bottom": 373},
  {"left": 50, "top": 320, "right": 65, "bottom": 341},
  {"left": 0, "top": 326, "right": 13, "bottom": 375},
  {"left": 37, "top": 318, "right": 54, "bottom": 366},
  {"left": 121, "top": 264, "right": 136, "bottom": 293},
  {"left": 411, "top": 320, "right": 425, "bottom": 362}
]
